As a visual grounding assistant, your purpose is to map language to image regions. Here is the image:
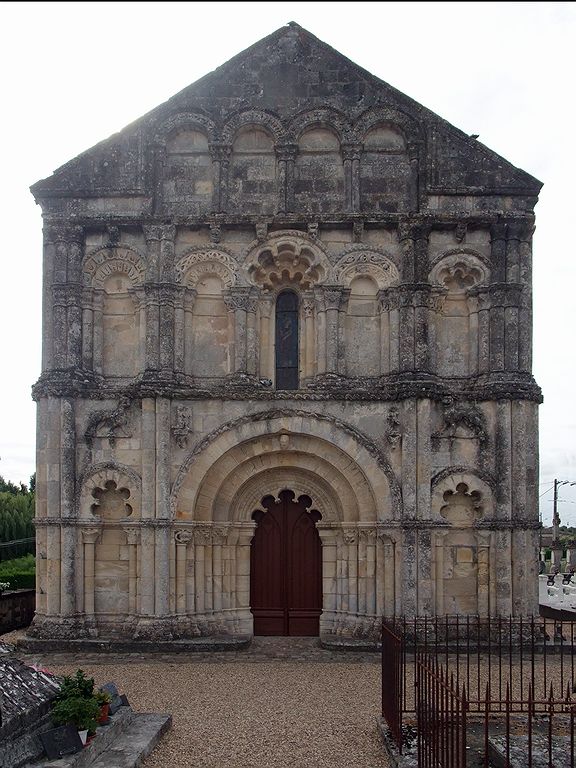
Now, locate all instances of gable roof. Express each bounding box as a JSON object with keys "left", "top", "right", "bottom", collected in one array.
[{"left": 31, "top": 22, "right": 542, "bottom": 200}]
